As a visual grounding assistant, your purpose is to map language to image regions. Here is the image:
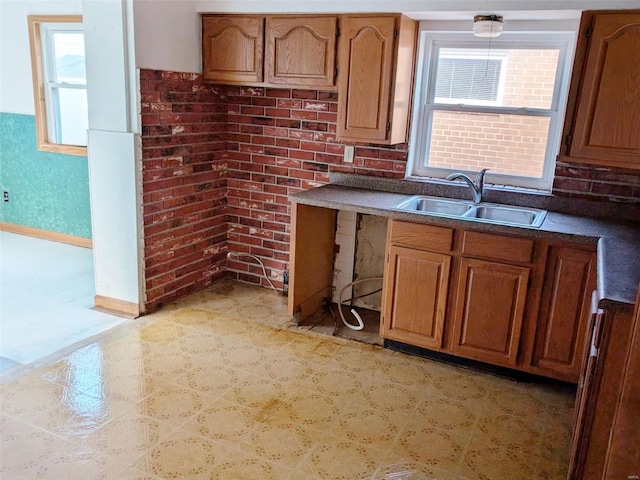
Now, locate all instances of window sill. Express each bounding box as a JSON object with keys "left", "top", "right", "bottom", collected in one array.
[{"left": 37, "top": 142, "right": 87, "bottom": 157}]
